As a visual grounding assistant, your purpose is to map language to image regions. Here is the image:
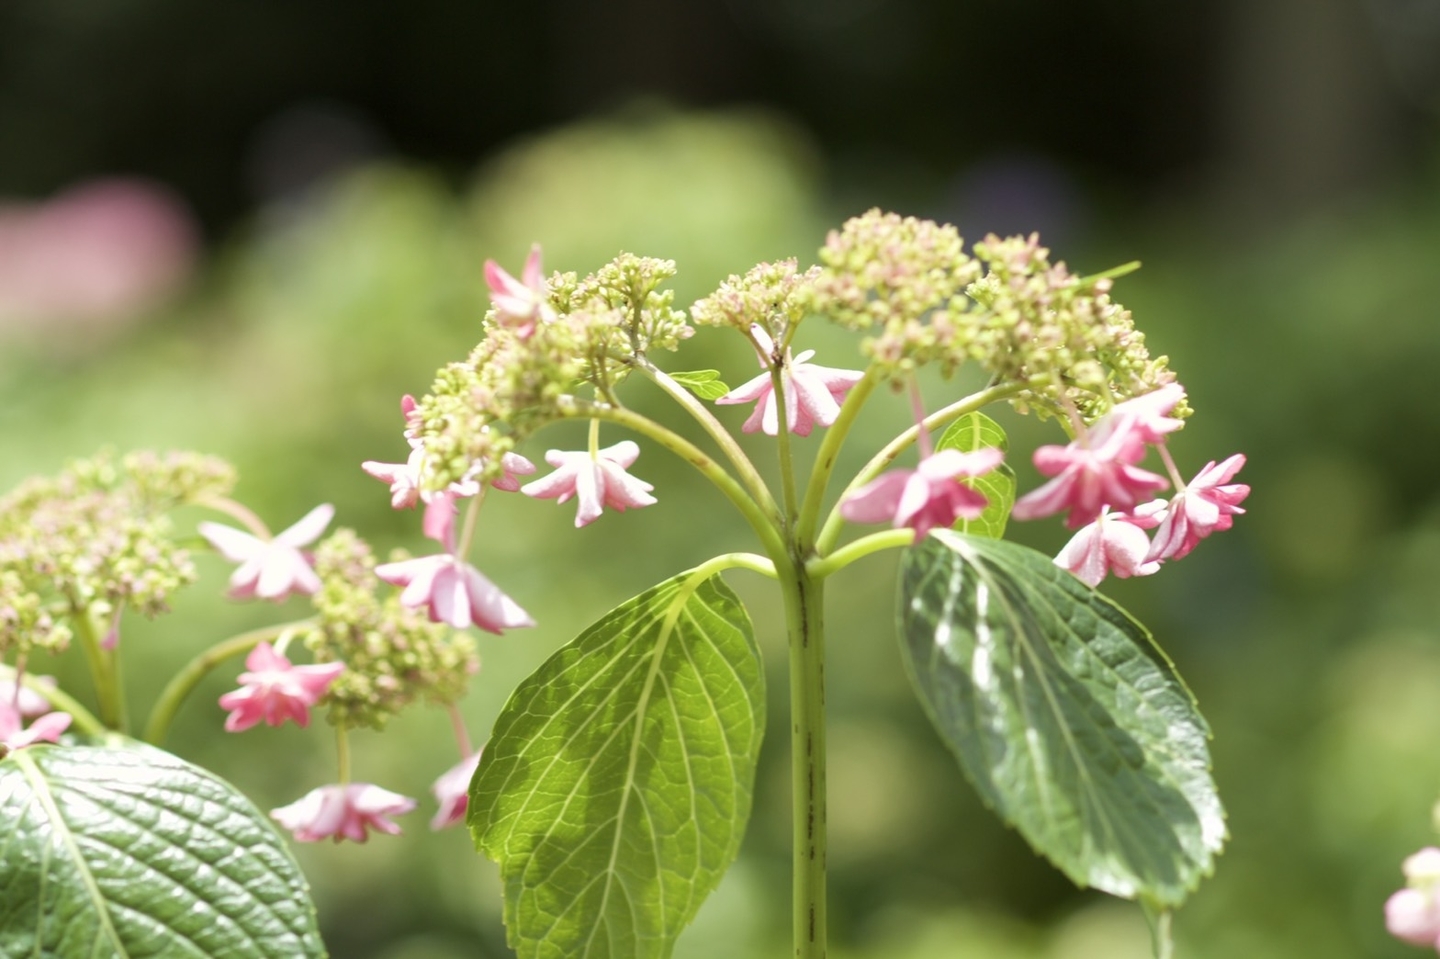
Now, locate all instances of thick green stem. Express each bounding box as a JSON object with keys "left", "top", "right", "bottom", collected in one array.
[
  {"left": 816, "top": 381, "right": 1027, "bottom": 554},
  {"left": 73, "top": 606, "right": 126, "bottom": 733},
  {"left": 143, "top": 619, "right": 315, "bottom": 746},
  {"left": 781, "top": 559, "right": 827, "bottom": 959}
]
